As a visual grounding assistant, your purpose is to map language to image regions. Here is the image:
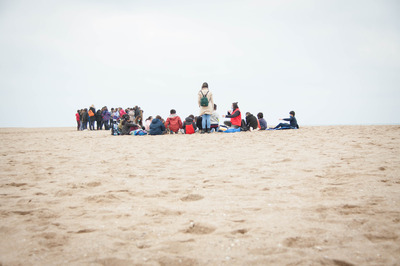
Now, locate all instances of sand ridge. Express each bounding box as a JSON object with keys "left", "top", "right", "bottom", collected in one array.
[{"left": 0, "top": 126, "right": 399, "bottom": 265}]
